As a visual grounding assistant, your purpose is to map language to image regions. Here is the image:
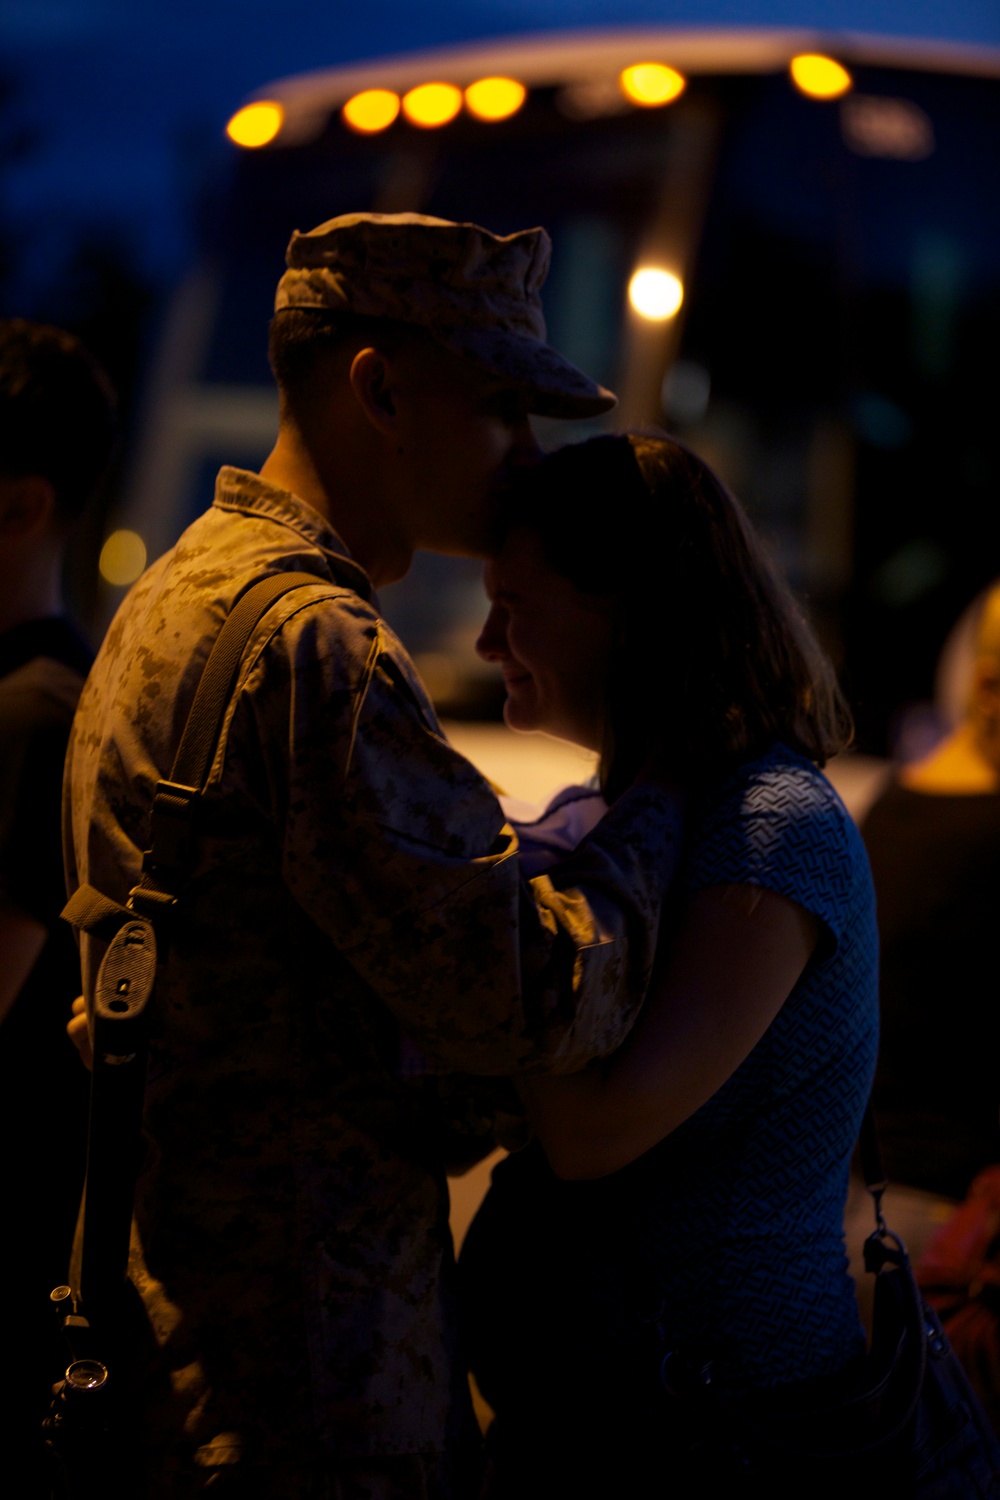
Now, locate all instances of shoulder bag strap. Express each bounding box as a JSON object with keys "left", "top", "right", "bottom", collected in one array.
[
  {"left": 859, "top": 1102, "right": 889, "bottom": 1237},
  {"left": 130, "top": 570, "right": 325, "bottom": 915},
  {"left": 64, "top": 571, "right": 326, "bottom": 937},
  {"left": 63, "top": 571, "right": 330, "bottom": 1324}
]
